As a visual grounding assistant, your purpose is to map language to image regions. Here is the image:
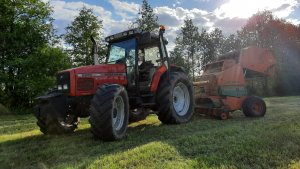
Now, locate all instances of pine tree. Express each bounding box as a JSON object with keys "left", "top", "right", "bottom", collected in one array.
[
  {"left": 133, "top": 0, "right": 159, "bottom": 32},
  {"left": 199, "top": 28, "right": 224, "bottom": 67},
  {"left": 171, "top": 19, "right": 200, "bottom": 80},
  {"left": 64, "top": 7, "right": 104, "bottom": 66}
]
